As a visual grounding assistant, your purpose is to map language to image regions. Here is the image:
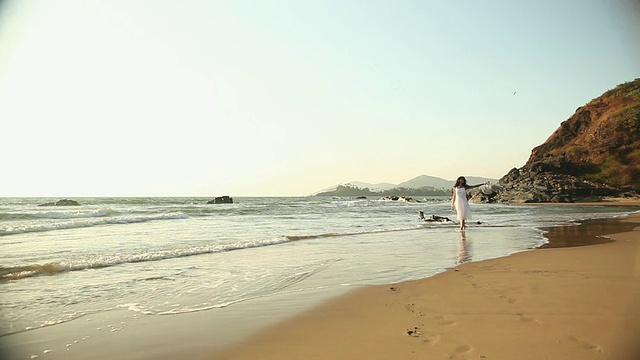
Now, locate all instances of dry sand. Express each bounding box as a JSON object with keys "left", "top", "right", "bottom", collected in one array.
[
  {"left": 209, "top": 214, "right": 640, "bottom": 360},
  {"left": 4, "top": 203, "right": 639, "bottom": 360}
]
